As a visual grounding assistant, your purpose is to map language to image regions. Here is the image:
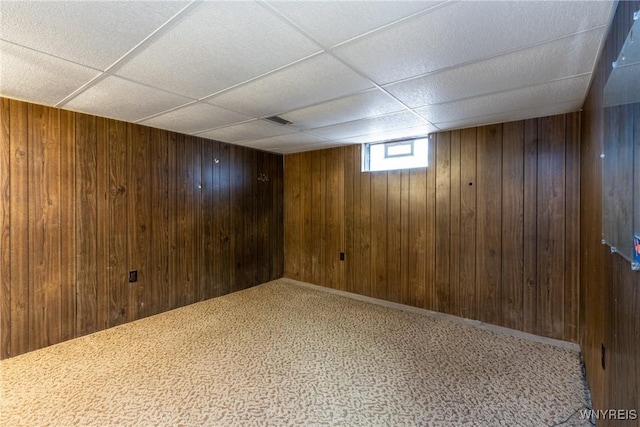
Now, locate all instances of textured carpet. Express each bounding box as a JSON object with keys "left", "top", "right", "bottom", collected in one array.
[{"left": 0, "top": 279, "right": 590, "bottom": 426}]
